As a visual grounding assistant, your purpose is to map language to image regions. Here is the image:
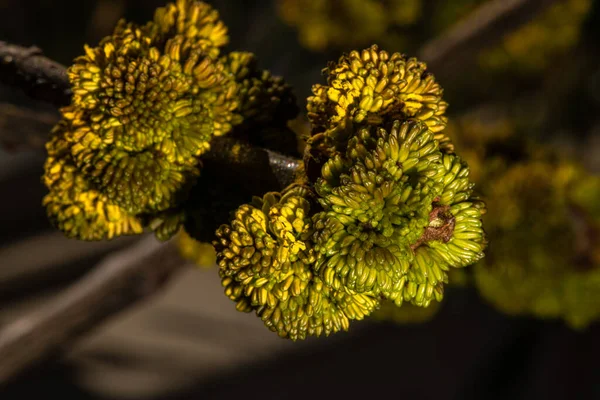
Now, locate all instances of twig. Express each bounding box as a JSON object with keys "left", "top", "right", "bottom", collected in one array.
[
  {"left": 0, "top": 41, "right": 71, "bottom": 107},
  {"left": 0, "top": 235, "right": 184, "bottom": 383},
  {"left": 419, "top": 0, "right": 560, "bottom": 74},
  {"left": 0, "top": 231, "right": 139, "bottom": 303},
  {"left": 0, "top": 102, "right": 59, "bottom": 151}
]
